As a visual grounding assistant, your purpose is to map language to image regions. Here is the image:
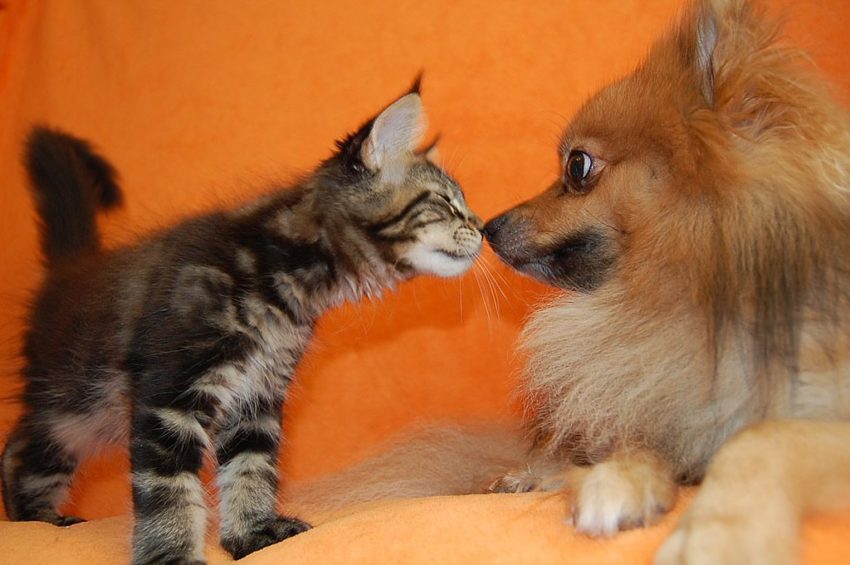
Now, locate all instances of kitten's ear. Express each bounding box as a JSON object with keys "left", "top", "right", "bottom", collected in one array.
[{"left": 361, "top": 93, "right": 427, "bottom": 172}]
